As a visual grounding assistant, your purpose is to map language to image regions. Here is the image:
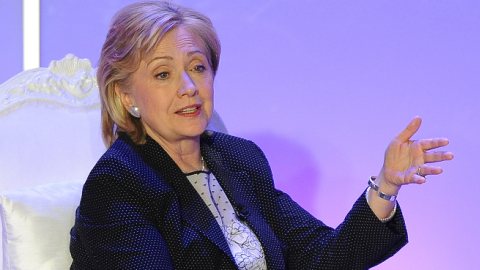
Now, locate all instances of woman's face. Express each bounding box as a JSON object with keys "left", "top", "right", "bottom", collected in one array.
[{"left": 120, "top": 27, "right": 214, "bottom": 145}]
